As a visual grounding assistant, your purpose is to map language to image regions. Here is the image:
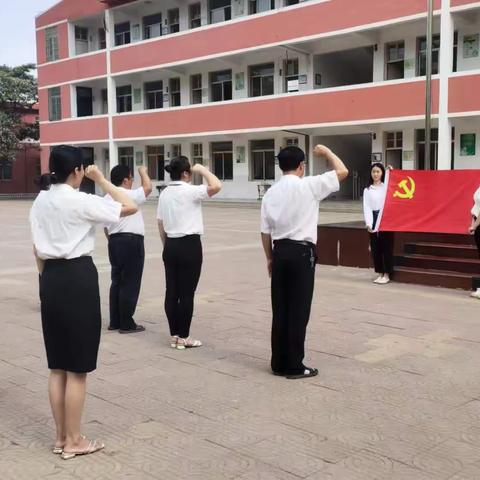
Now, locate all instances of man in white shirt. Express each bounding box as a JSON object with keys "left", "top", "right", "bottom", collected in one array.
[
  {"left": 261, "top": 145, "right": 348, "bottom": 379},
  {"left": 105, "top": 165, "right": 152, "bottom": 333}
]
